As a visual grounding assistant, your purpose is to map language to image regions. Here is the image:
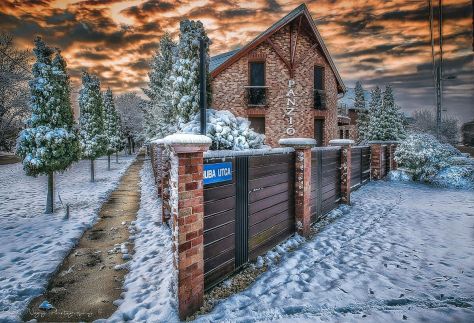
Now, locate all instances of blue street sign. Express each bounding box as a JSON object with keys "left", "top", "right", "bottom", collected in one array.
[{"left": 203, "top": 162, "right": 232, "bottom": 185}]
